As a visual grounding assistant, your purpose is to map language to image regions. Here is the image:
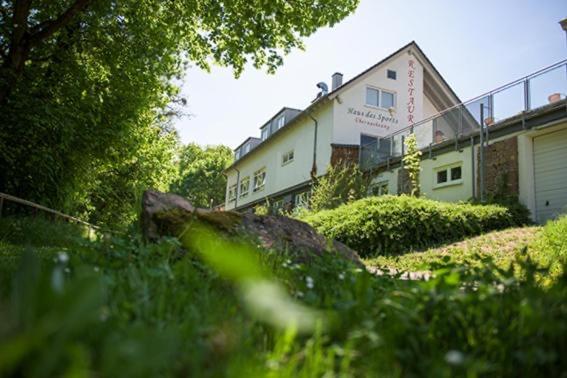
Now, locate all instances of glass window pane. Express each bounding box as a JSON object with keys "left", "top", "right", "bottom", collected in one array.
[
  {"left": 451, "top": 166, "right": 462, "bottom": 181},
  {"left": 366, "top": 88, "right": 379, "bottom": 106},
  {"left": 437, "top": 170, "right": 447, "bottom": 184},
  {"left": 361, "top": 134, "right": 378, "bottom": 146},
  {"left": 381, "top": 91, "right": 394, "bottom": 108}
]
